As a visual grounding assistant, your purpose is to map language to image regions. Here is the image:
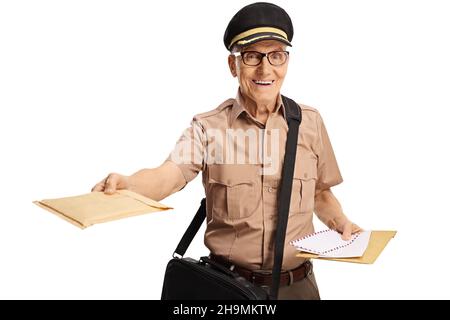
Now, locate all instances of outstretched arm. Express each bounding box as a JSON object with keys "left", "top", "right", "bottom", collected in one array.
[{"left": 92, "top": 160, "right": 186, "bottom": 201}]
